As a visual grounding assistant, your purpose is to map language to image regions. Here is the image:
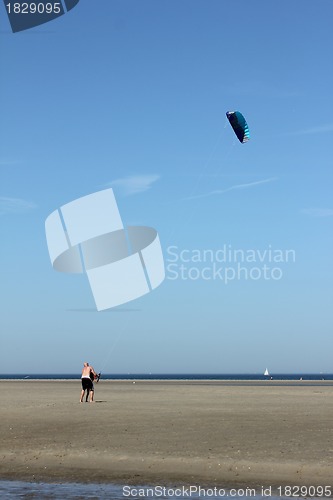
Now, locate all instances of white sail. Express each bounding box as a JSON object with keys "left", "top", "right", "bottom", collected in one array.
[{"left": 264, "top": 368, "right": 269, "bottom": 376}]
